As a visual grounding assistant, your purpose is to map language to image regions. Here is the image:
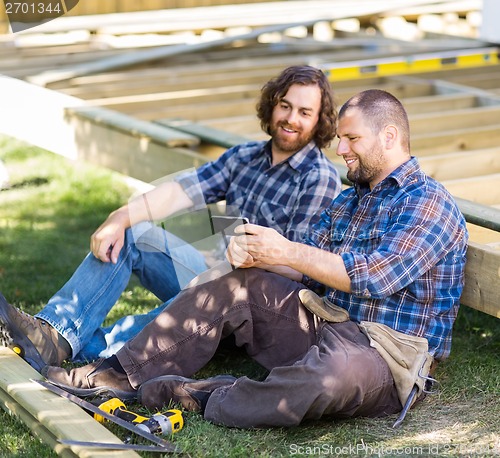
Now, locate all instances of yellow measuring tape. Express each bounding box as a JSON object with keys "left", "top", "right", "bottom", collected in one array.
[{"left": 322, "top": 47, "right": 500, "bottom": 81}]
